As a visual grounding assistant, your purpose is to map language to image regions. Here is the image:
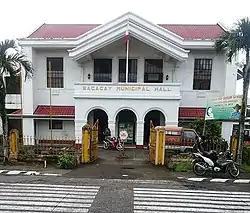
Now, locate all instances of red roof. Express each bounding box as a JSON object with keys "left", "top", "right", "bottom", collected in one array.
[
  {"left": 28, "top": 23, "right": 224, "bottom": 40},
  {"left": 179, "top": 107, "right": 206, "bottom": 118},
  {"left": 11, "top": 109, "right": 22, "bottom": 115},
  {"left": 34, "top": 105, "right": 75, "bottom": 116},
  {"left": 10, "top": 106, "right": 204, "bottom": 119}
]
